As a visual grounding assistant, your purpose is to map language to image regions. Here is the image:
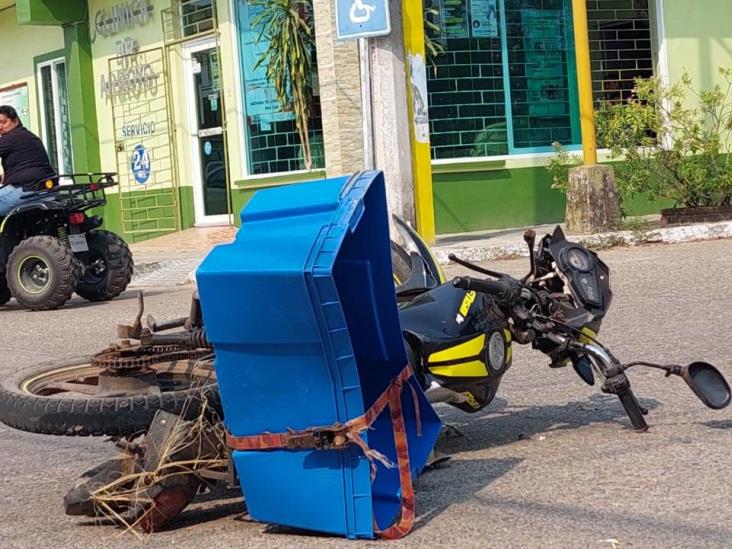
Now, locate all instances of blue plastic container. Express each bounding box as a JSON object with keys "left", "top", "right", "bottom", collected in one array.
[{"left": 196, "top": 171, "right": 441, "bottom": 539}]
